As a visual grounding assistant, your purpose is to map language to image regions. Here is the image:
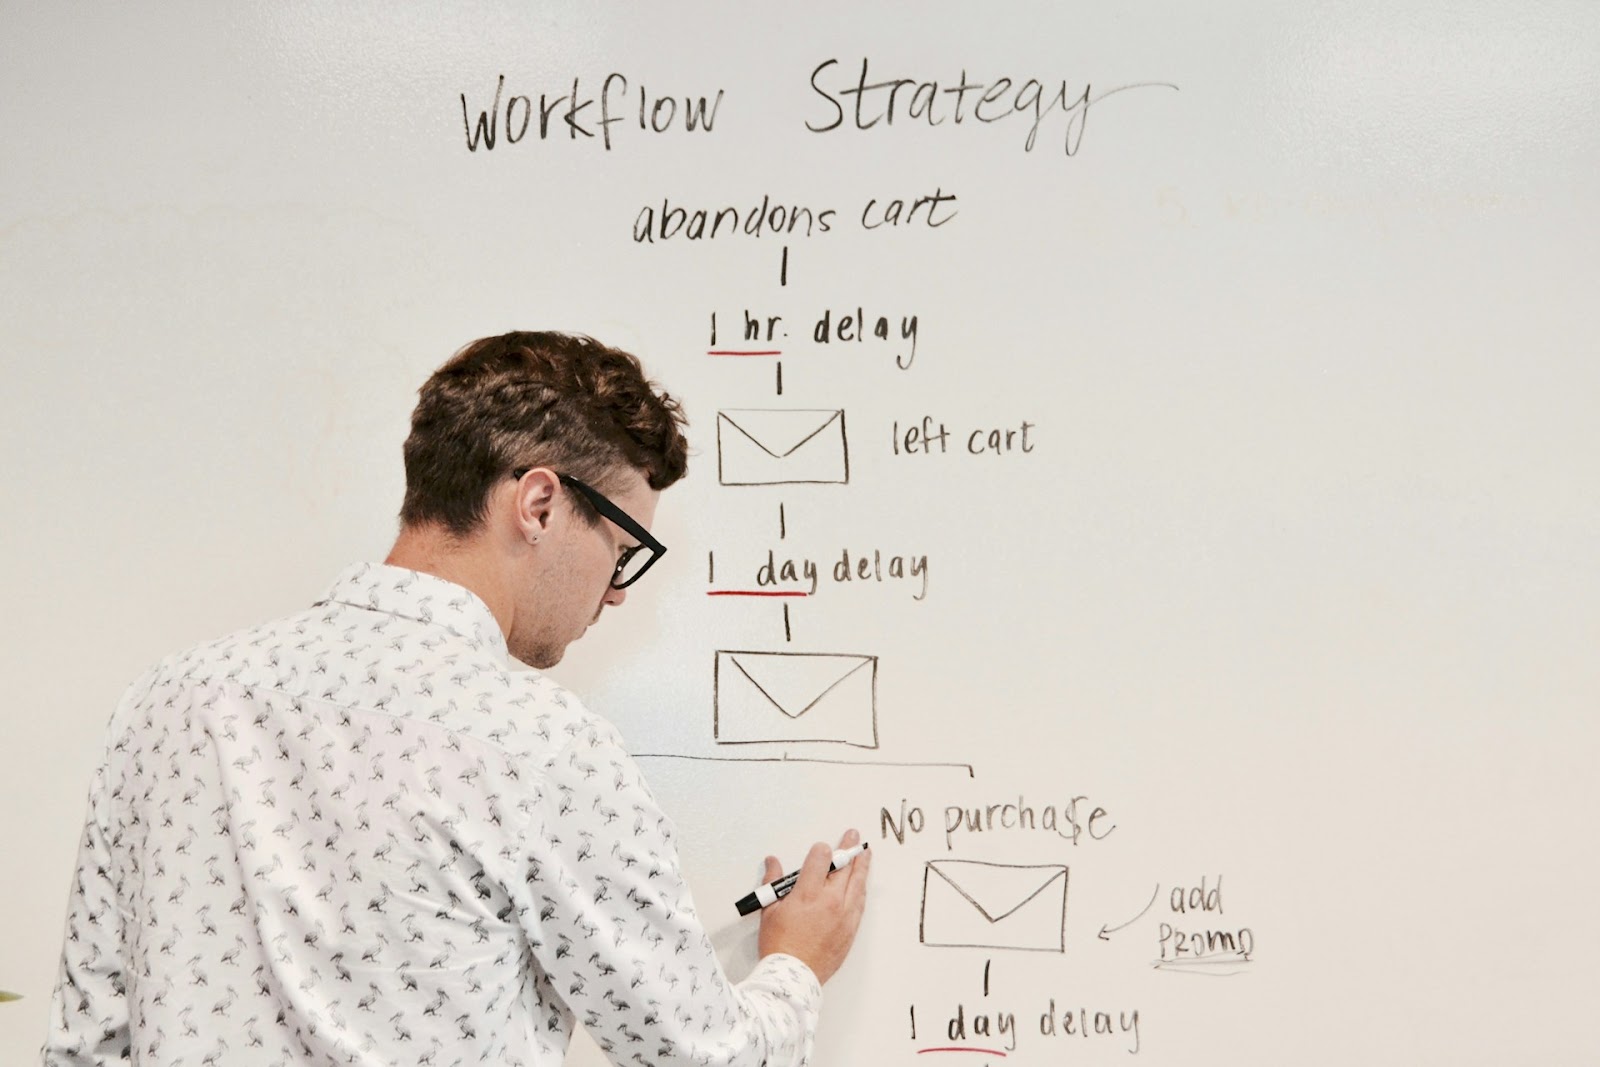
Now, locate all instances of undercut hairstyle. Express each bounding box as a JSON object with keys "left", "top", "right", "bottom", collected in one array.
[{"left": 400, "top": 331, "right": 689, "bottom": 536}]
